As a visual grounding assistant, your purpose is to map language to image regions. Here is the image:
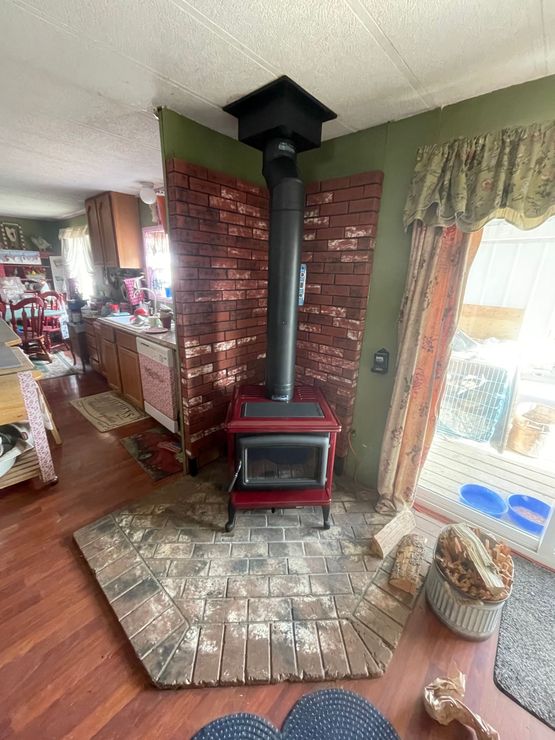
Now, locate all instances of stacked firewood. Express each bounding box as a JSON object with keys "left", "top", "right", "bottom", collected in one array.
[{"left": 435, "top": 524, "right": 513, "bottom": 602}]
